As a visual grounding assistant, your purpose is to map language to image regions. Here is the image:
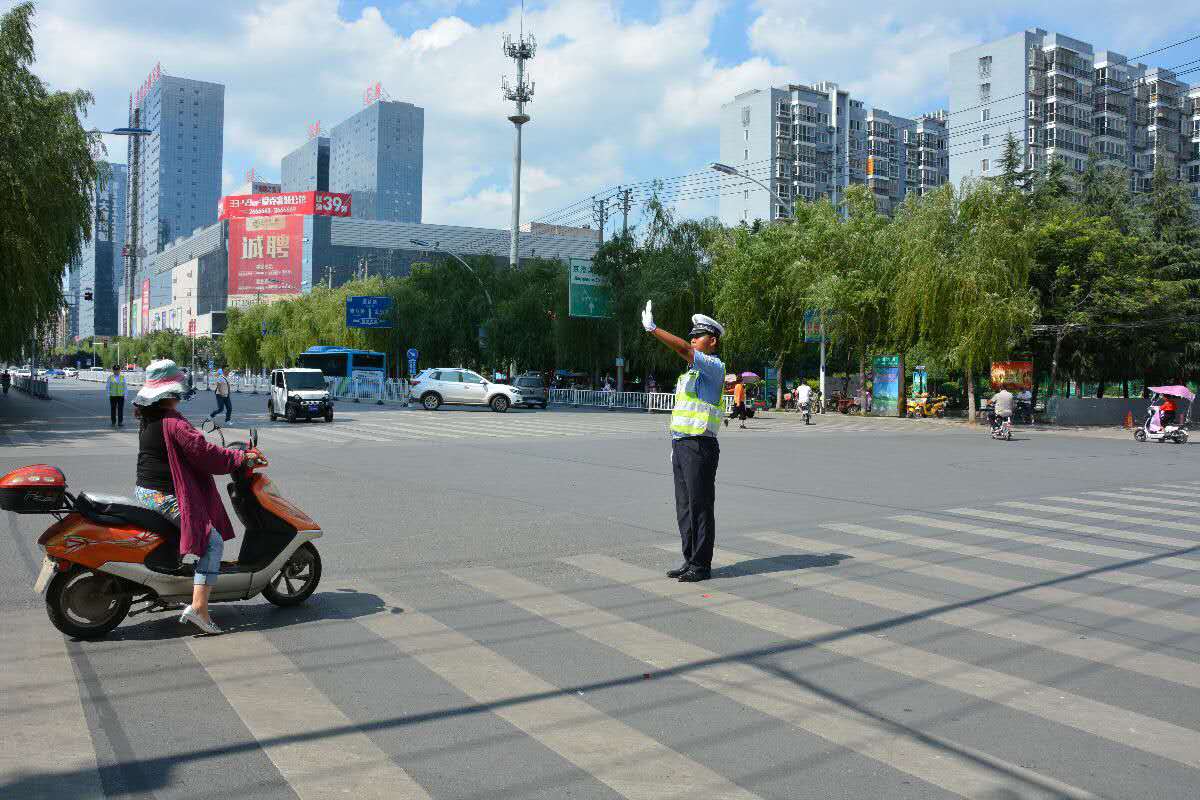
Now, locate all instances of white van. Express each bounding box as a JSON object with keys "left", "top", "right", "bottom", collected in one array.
[{"left": 268, "top": 368, "right": 334, "bottom": 423}]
